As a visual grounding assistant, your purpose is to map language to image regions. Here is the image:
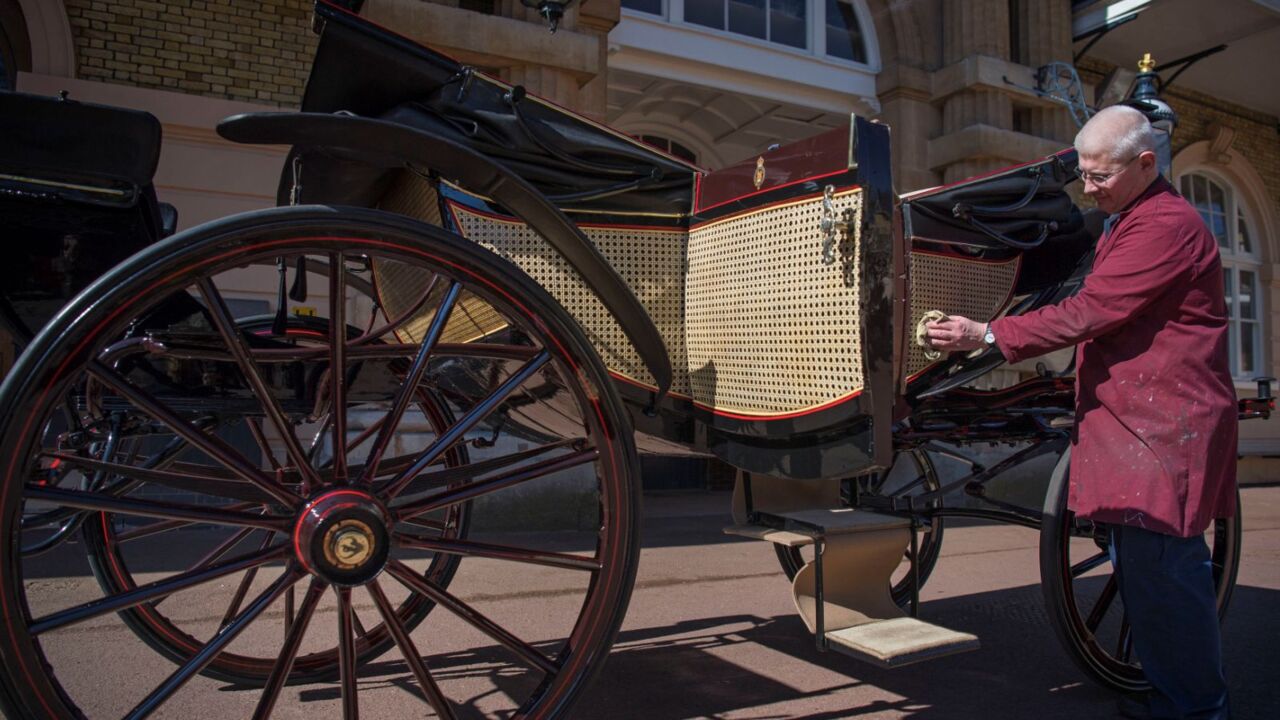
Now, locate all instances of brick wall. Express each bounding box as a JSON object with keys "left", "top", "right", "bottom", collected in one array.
[
  {"left": 1078, "top": 58, "right": 1280, "bottom": 216},
  {"left": 1167, "top": 86, "right": 1280, "bottom": 215},
  {"left": 63, "top": 0, "right": 317, "bottom": 106}
]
